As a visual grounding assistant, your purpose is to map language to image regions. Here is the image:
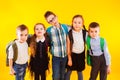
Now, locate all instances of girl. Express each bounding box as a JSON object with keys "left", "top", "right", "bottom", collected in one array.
[
  {"left": 29, "top": 23, "right": 50, "bottom": 80},
  {"left": 66, "top": 15, "right": 87, "bottom": 80}
]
